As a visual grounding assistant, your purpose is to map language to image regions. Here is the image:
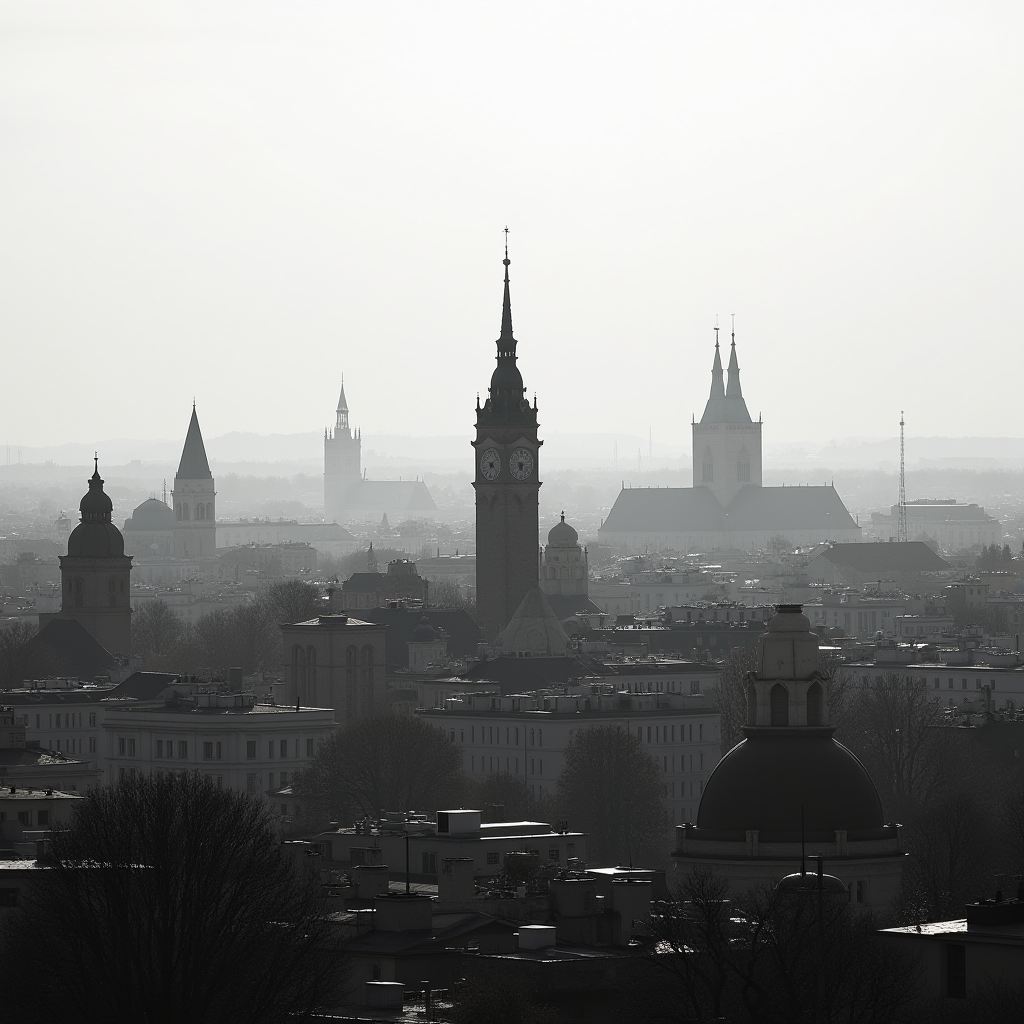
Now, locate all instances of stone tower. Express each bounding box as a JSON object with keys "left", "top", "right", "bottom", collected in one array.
[
  {"left": 691, "top": 327, "right": 763, "bottom": 506},
  {"left": 56, "top": 460, "right": 133, "bottom": 656},
  {"left": 171, "top": 404, "right": 216, "bottom": 558},
  {"left": 540, "top": 513, "right": 589, "bottom": 600},
  {"left": 474, "top": 243, "right": 542, "bottom": 640},
  {"left": 324, "top": 379, "right": 362, "bottom": 523}
]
